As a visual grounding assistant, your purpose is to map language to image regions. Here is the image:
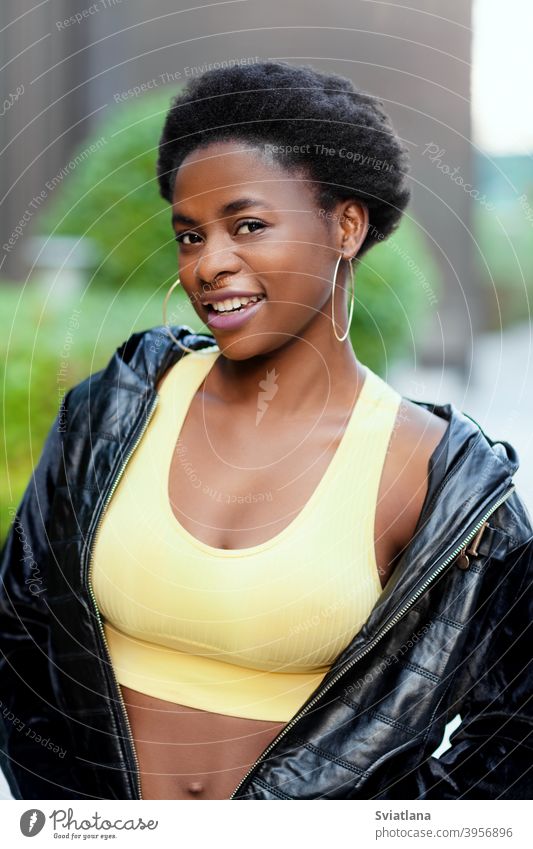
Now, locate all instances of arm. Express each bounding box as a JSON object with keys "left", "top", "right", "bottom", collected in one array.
[{"left": 0, "top": 401, "right": 79, "bottom": 799}]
